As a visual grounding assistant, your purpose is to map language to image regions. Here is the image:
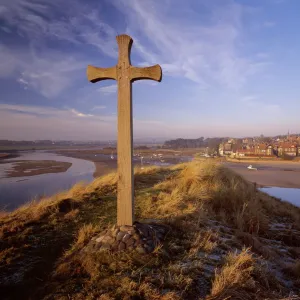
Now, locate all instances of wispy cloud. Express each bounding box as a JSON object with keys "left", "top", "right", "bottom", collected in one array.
[
  {"left": 91, "top": 105, "right": 106, "bottom": 111},
  {"left": 111, "top": 0, "right": 270, "bottom": 90},
  {"left": 98, "top": 84, "right": 117, "bottom": 94},
  {"left": 263, "top": 21, "right": 276, "bottom": 28},
  {"left": 0, "top": 104, "right": 166, "bottom": 140},
  {"left": 0, "top": 0, "right": 118, "bottom": 57},
  {"left": 0, "top": 43, "right": 87, "bottom": 98},
  {"left": 0, "top": 0, "right": 271, "bottom": 94},
  {"left": 70, "top": 109, "right": 93, "bottom": 117},
  {"left": 0, "top": 0, "right": 118, "bottom": 98}
]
